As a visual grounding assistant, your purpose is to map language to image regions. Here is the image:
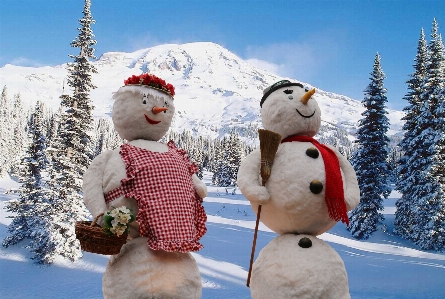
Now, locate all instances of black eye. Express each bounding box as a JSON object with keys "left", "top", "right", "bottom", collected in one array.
[
  {"left": 305, "top": 88, "right": 309, "bottom": 92},
  {"left": 283, "top": 89, "right": 293, "bottom": 94}
]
